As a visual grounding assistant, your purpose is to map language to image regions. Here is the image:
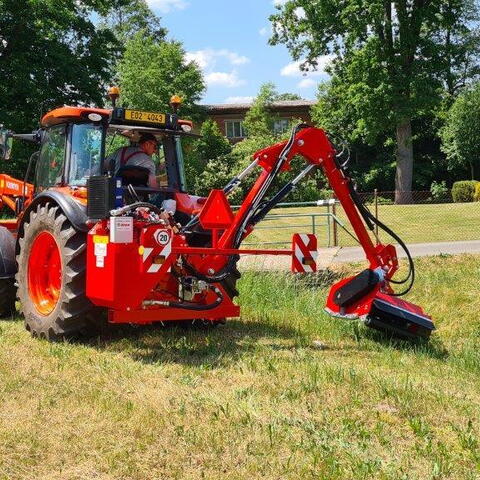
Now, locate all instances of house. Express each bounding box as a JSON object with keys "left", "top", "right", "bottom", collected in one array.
[{"left": 202, "top": 100, "right": 316, "bottom": 143}]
